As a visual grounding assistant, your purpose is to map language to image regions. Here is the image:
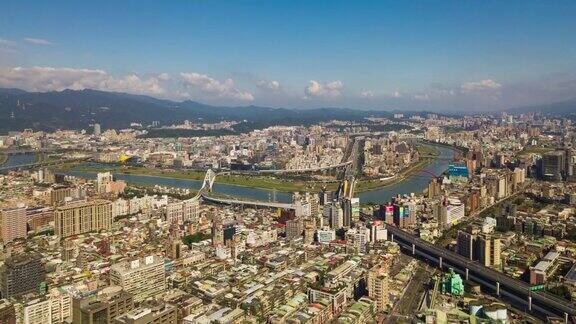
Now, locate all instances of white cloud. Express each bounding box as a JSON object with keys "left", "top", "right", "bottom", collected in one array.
[
  {"left": 304, "top": 80, "right": 343, "bottom": 99},
  {"left": 256, "top": 79, "right": 281, "bottom": 91},
  {"left": 157, "top": 73, "right": 170, "bottom": 81},
  {"left": 180, "top": 72, "right": 254, "bottom": 101},
  {"left": 0, "top": 66, "right": 166, "bottom": 95},
  {"left": 461, "top": 79, "right": 501, "bottom": 92},
  {"left": 24, "top": 38, "right": 53, "bottom": 45},
  {"left": 361, "top": 90, "right": 374, "bottom": 98},
  {"left": 0, "top": 38, "right": 17, "bottom": 46}
]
